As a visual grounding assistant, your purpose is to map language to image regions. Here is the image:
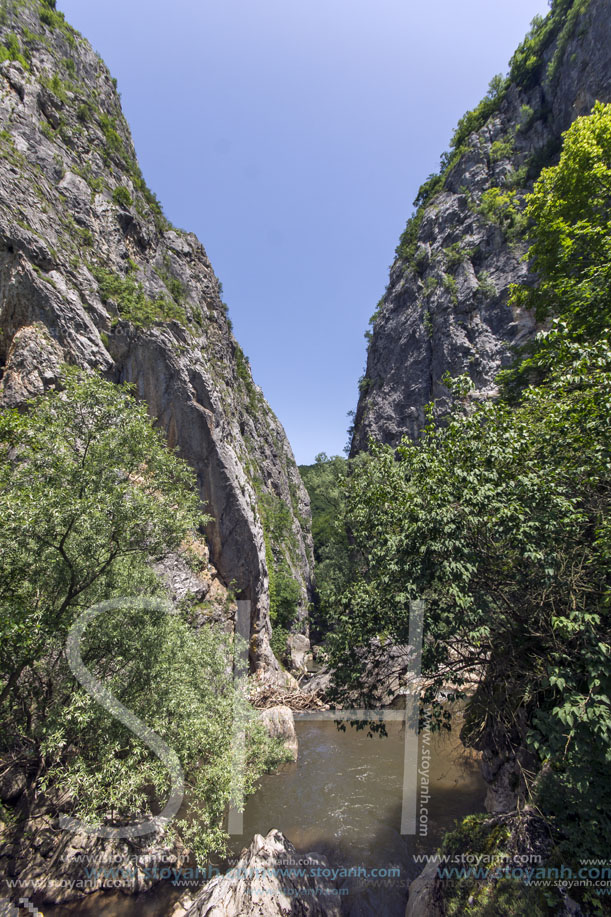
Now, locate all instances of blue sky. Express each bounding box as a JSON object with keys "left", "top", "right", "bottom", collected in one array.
[{"left": 58, "top": 0, "right": 549, "bottom": 464}]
